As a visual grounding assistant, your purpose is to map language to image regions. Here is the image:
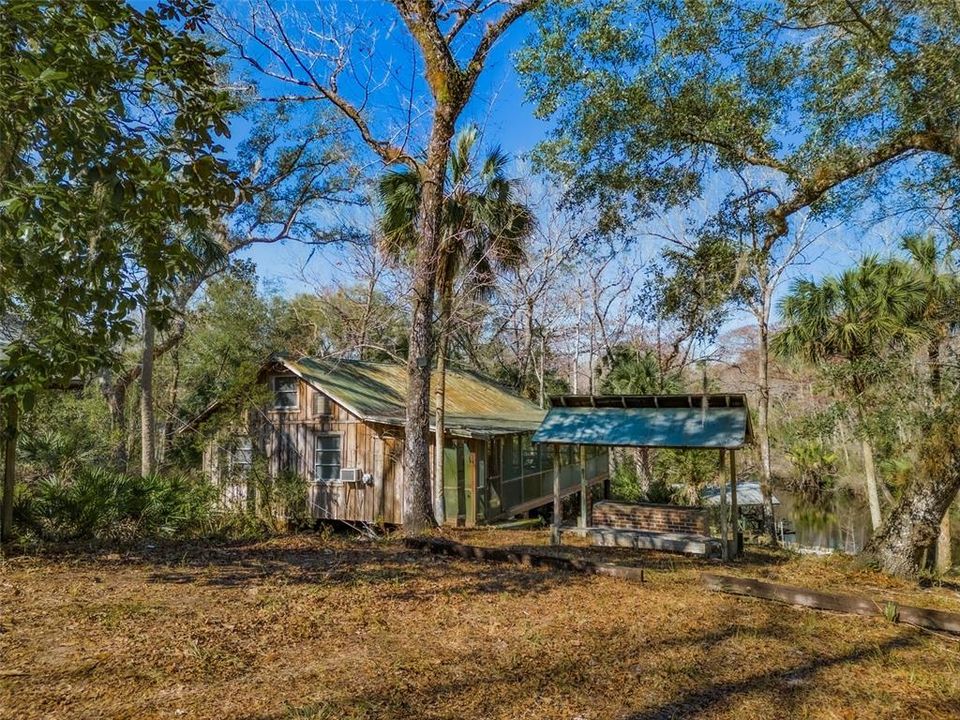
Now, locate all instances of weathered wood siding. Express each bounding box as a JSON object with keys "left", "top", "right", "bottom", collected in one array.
[
  {"left": 204, "top": 370, "right": 609, "bottom": 526},
  {"left": 203, "top": 372, "right": 406, "bottom": 524}
]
